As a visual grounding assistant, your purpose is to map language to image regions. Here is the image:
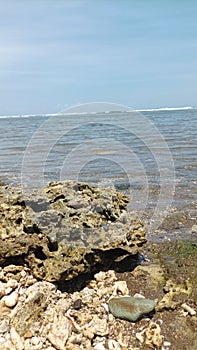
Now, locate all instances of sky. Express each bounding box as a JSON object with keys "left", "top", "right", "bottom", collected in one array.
[{"left": 0, "top": 0, "right": 197, "bottom": 115}]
